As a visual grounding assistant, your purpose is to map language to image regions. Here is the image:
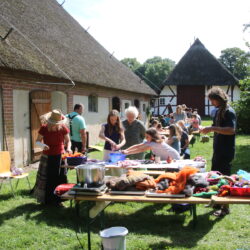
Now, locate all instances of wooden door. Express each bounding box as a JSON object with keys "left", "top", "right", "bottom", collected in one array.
[
  {"left": 30, "top": 91, "right": 51, "bottom": 161},
  {"left": 177, "top": 85, "right": 205, "bottom": 115}
]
